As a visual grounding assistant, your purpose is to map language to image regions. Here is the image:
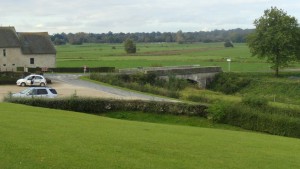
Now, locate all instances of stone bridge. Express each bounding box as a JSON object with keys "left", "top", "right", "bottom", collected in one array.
[{"left": 119, "top": 65, "right": 222, "bottom": 88}]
